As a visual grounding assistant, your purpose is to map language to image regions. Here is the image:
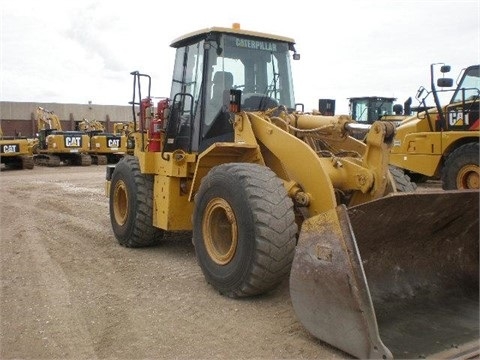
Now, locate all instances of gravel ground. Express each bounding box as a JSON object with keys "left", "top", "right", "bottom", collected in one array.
[{"left": 1, "top": 164, "right": 352, "bottom": 360}]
